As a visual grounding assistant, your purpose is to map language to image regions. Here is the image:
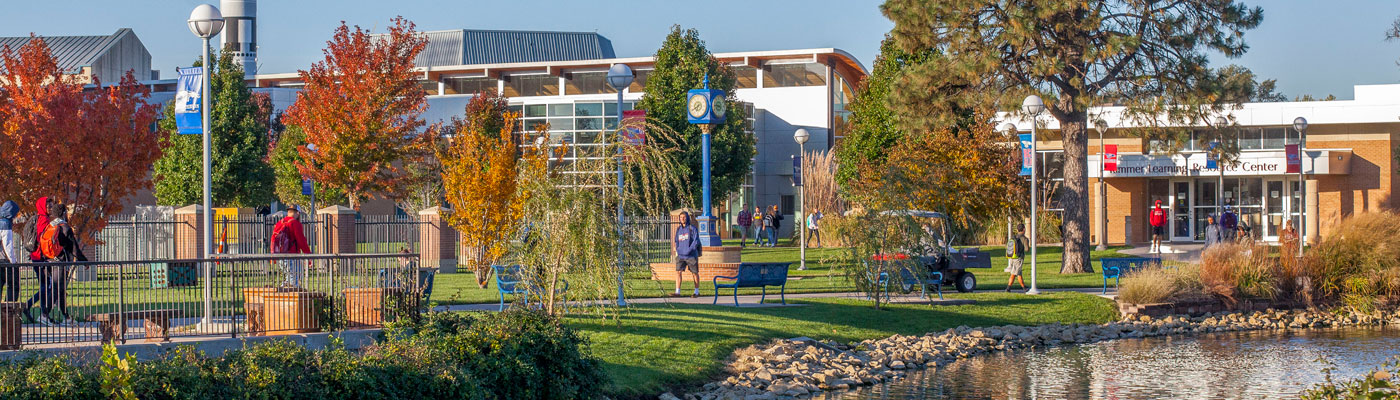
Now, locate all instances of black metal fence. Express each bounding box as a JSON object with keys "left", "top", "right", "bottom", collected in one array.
[
  {"left": 0, "top": 253, "right": 428, "bottom": 348},
  {"left": 216, "top": 214, "right": 328, "bottom": 255},
  {"left": 628, "top": 216, "right": 673, "bottom": 267},
  {"left": 355, "top": 215, "right": 423, "bottom": 254}
]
